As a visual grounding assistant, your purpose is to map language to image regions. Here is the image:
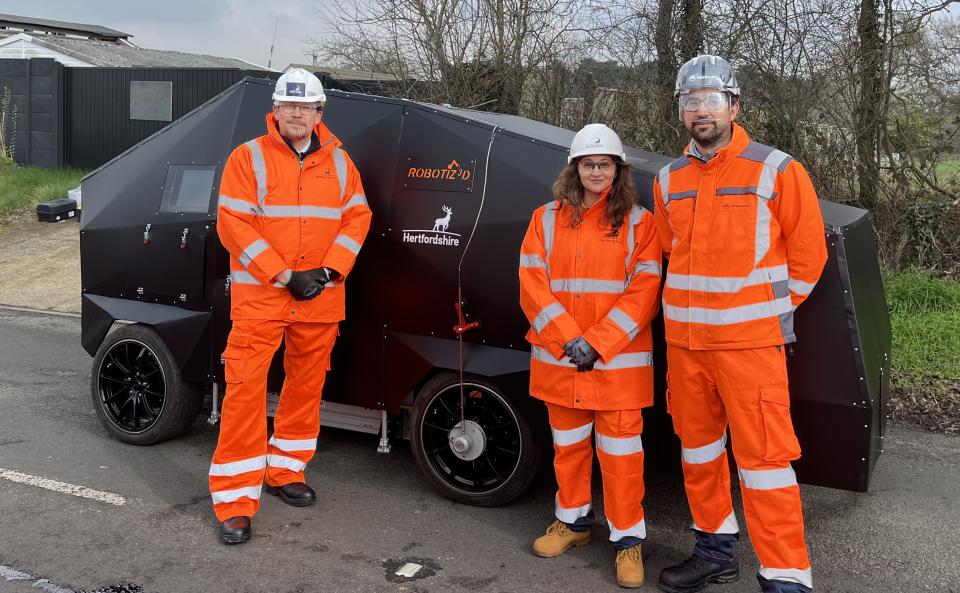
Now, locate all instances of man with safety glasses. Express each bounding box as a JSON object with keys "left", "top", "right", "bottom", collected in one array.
[
  {"left": 209, "top": 67, "right": 371, "bottom": 544},
  {"left": 653, "top": 55, "right": 826, "bottom": 593}
]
